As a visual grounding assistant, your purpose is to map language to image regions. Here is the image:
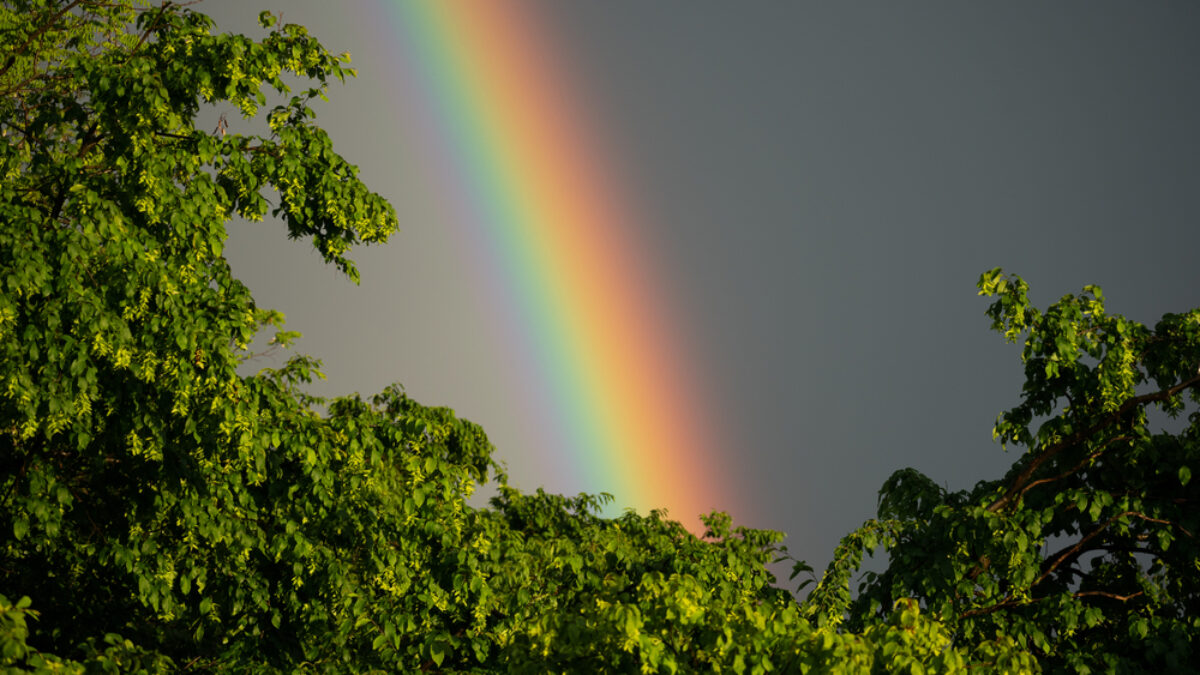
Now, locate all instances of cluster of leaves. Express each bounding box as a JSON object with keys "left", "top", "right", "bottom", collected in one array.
[{"left": 2, "top": 2, "right": 1194, "bottom": 672}]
